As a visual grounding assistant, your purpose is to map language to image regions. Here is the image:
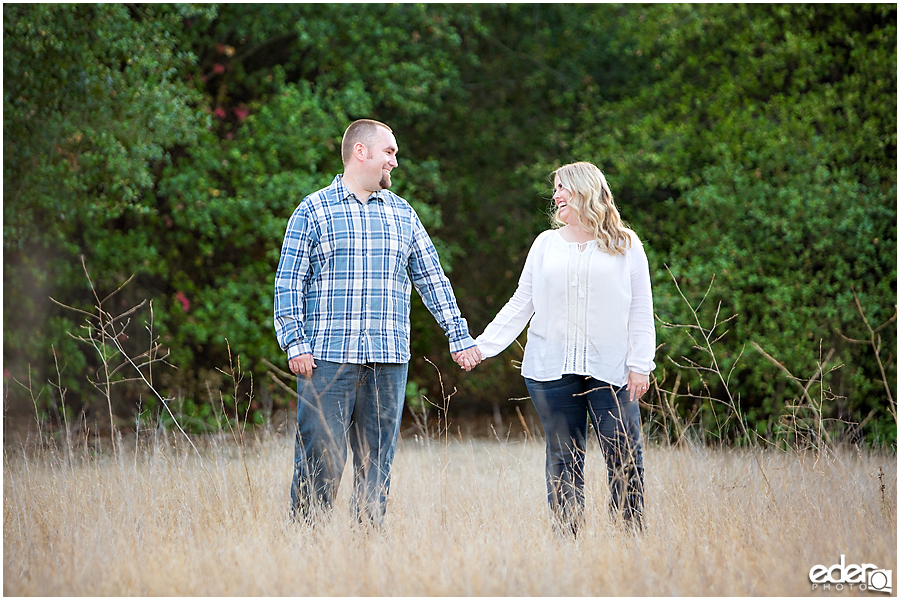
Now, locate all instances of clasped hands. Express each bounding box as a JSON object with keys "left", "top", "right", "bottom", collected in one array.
[
  {"left": 289, "top": 348, "right": 483, "bottom": 377},
  {"left": 451, "top": 346, "right": 483, "bottom": 372}
]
